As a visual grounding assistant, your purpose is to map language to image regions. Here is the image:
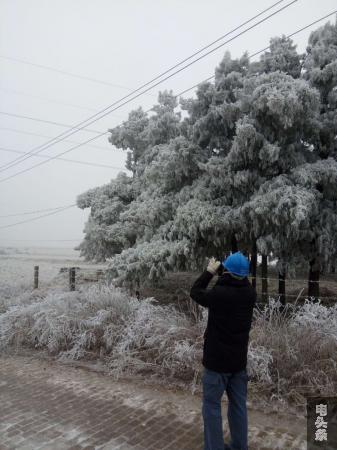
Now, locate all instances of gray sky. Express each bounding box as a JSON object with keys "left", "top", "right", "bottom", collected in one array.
[{"left": 0, "top": 0, "right": 336, "bottom": 249}]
